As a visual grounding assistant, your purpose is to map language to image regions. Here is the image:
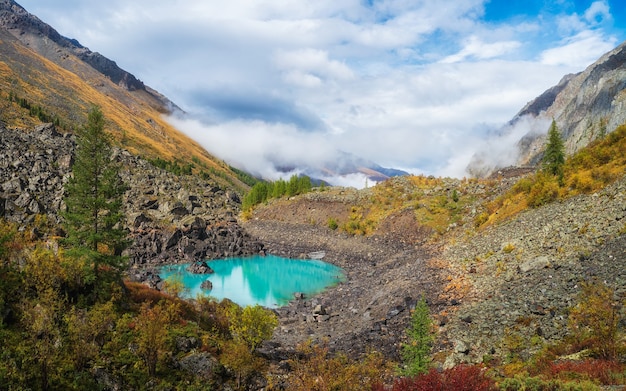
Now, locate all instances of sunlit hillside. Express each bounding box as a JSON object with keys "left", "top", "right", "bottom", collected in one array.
[{"left": 0, "top": 28, "right": 248, "bottom": 192}]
